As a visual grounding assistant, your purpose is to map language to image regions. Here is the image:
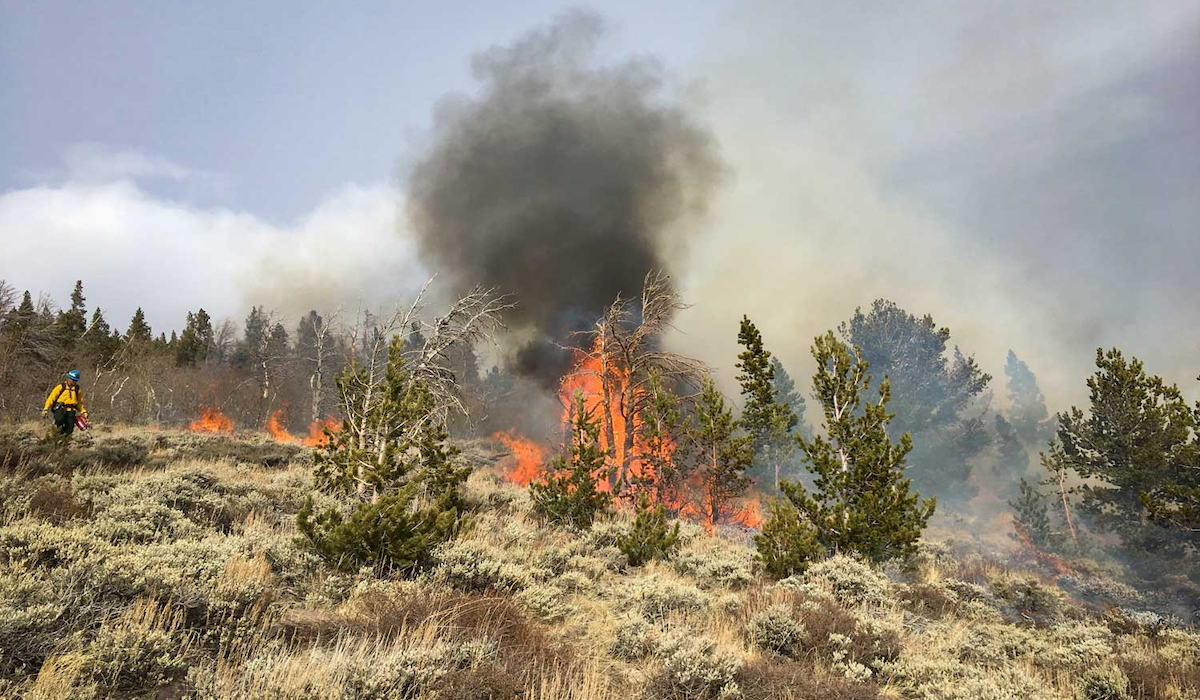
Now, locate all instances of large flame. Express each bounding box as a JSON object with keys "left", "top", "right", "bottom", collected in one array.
[
  {"left": 557, "top": 338, "right": 647, "bottom": 490},
  {"left": 190, "top": 406, "right": 233, "bottom": 433},
  {"left": 491, "top": 430, "right": 548, "bottom": 486},
  {"left": 491, "top": 337, "right": 765, "bottom": 529}
]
